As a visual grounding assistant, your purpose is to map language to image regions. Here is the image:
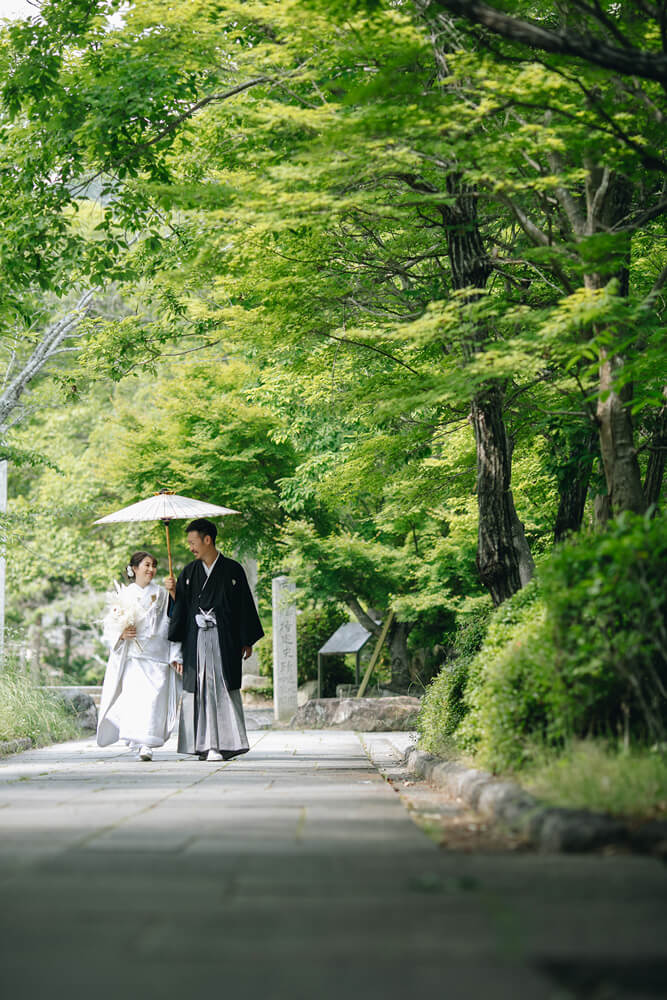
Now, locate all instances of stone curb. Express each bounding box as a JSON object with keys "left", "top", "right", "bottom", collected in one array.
[
  {"left": 403, "top": 748, "right": 667, "bottom": 855},
  {"left": 0, "top": 737, "right": 34, "bottom": 757}
]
